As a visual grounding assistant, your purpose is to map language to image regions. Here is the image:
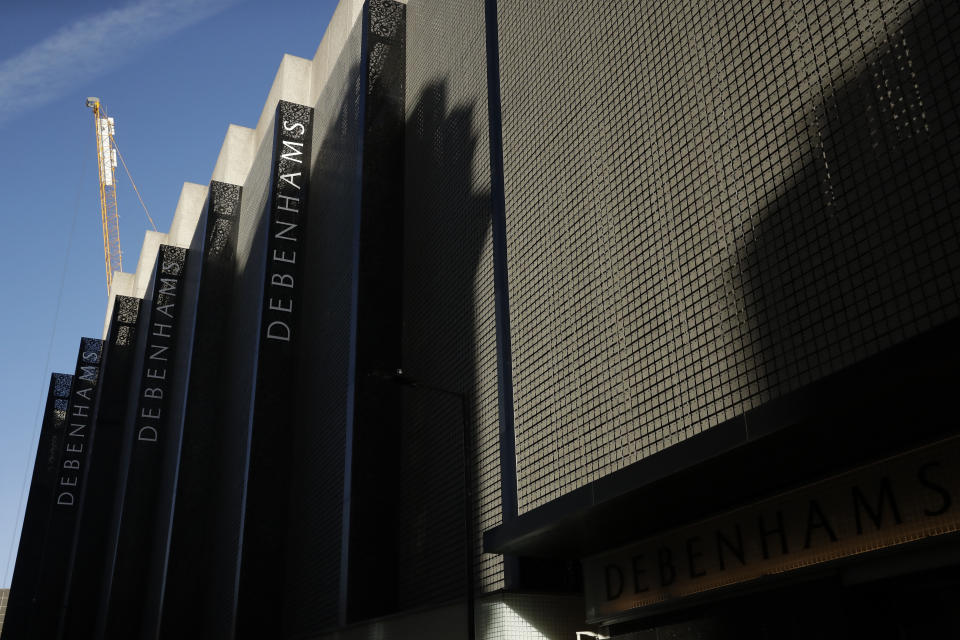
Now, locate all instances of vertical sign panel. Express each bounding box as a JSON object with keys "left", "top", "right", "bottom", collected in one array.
[
  {"left": 345, "top": 1, "right": 408, "bottom": 619},
  {"left": 102, "top": 246, "right": 187, "bottom": 639},
  {"left": 236, "top": 100, "right": 313, "bottom": 638},
  {"left": 160, "top": 181, "right": 242, "bottom": 638},
  {"left": 30, "top": 338, "right": 104, "bottom": 639},
  {"left": 2, "top": 373, "right": 73, "bottom": 638},
  {"left": 60, "top": 296, "right": 142, "bottom": 639}
]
